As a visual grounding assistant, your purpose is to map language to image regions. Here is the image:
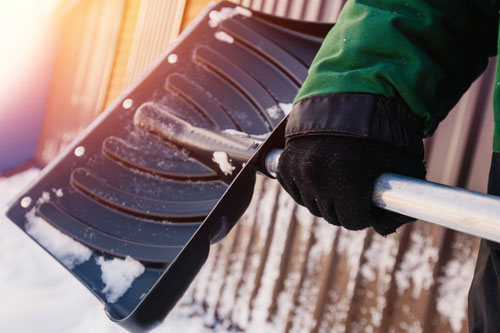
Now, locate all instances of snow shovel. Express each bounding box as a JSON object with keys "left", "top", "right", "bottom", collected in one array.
[{"left": 5, "top": 2, "right": 332, "bottom": 332}]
